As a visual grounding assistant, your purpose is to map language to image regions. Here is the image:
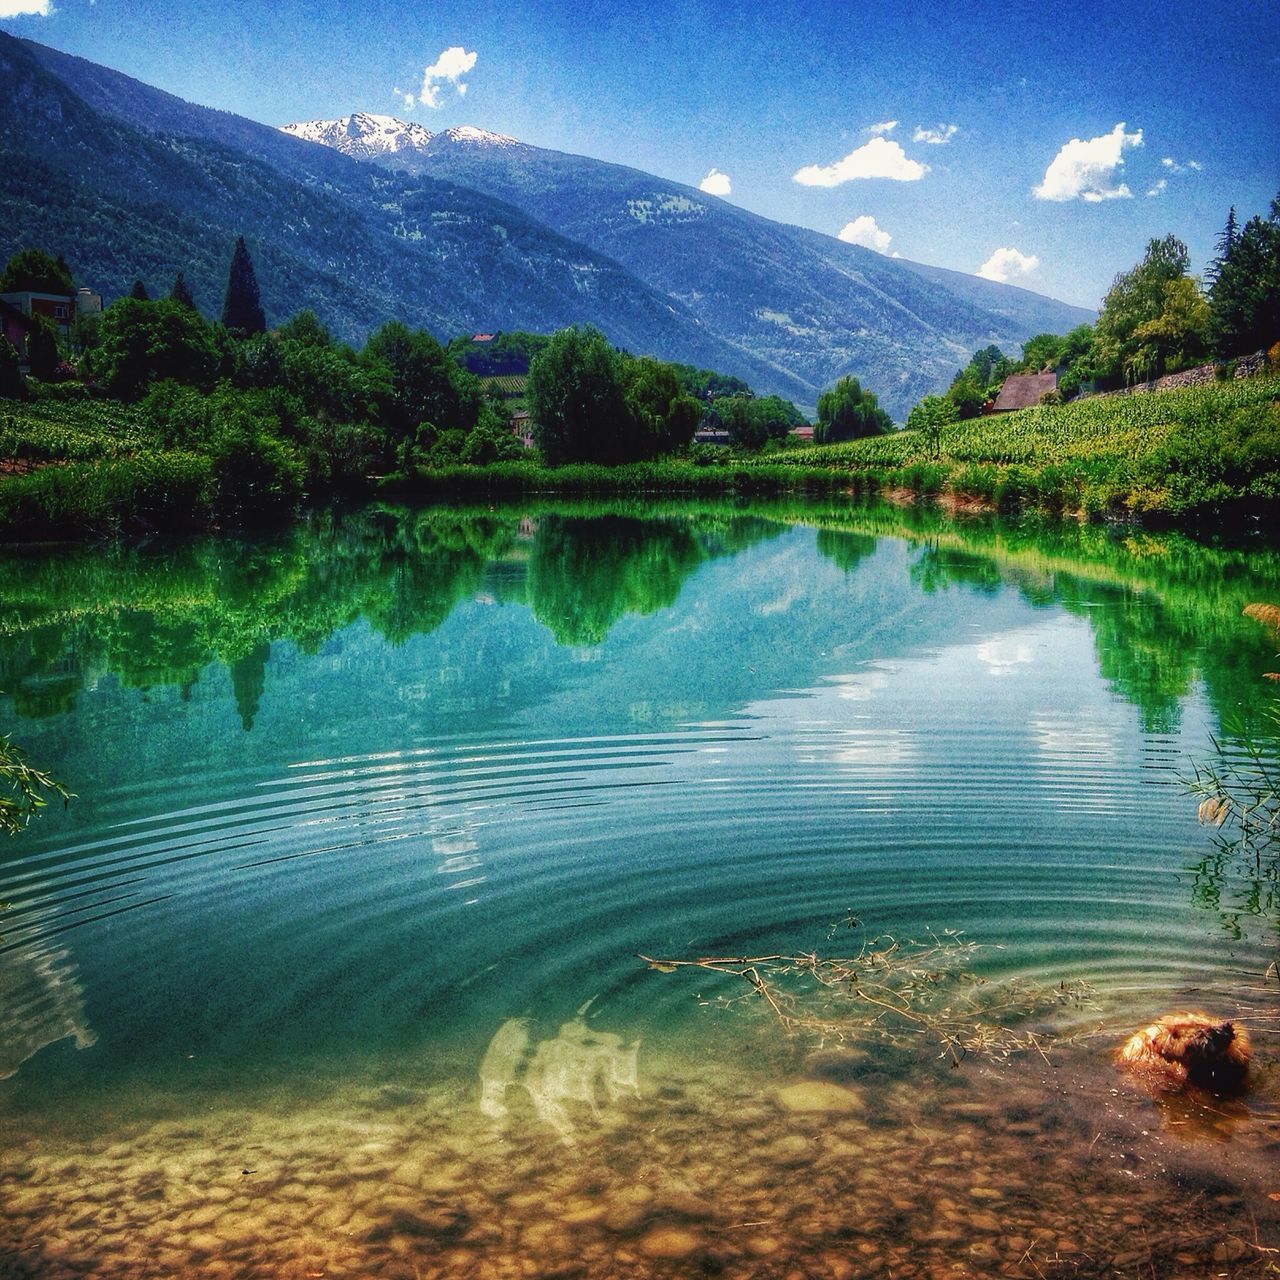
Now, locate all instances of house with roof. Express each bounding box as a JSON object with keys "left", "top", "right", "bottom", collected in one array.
[{"left": 990, "top": 372, "right": 1058, "bottom": 413}]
